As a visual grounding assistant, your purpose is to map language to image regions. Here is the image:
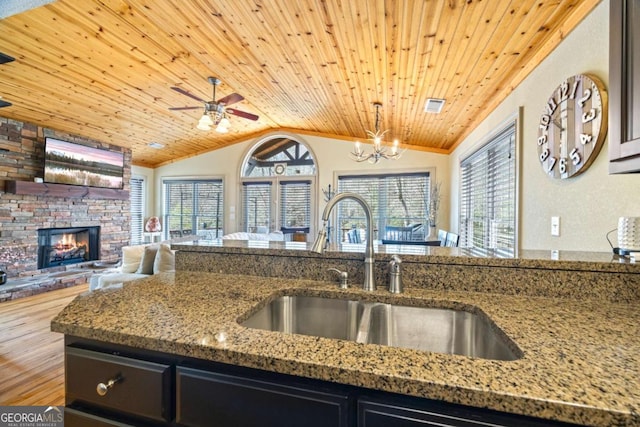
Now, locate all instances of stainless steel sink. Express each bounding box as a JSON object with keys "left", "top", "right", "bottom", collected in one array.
[
  {"left": 241, "top": 295, "right": 365, "bottom": 341},
  {"left": 241, "top": 295, "right": 521, "bottom": 361},
  {"left": 364, "top": 304, "right": 519, "bottom": 360}
]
